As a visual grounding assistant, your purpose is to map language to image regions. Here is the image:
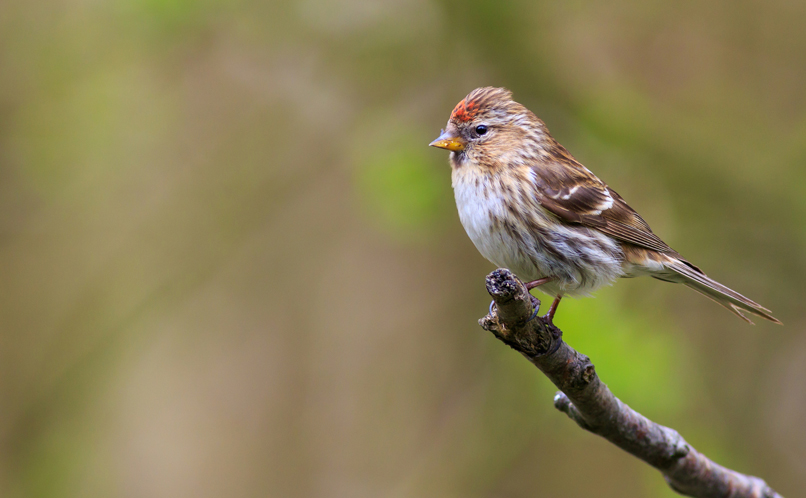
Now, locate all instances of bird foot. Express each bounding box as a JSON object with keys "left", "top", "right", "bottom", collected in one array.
[
  {"left": 541, "top": 295, "right": 563, "bottom": 326},
  {"left": 527, "top": 294, "right": 540, "bottom": 321},
  {"left": 488, "top": 294, "right": 541, "bottom": 321}
]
